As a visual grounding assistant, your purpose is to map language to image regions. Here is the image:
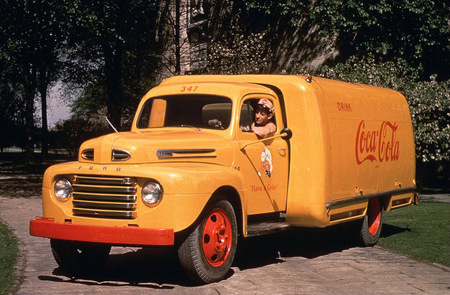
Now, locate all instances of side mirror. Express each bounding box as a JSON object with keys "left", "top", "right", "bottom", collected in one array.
[{"left": 281, "top": 128, "right": 292, "bottom": 141}]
